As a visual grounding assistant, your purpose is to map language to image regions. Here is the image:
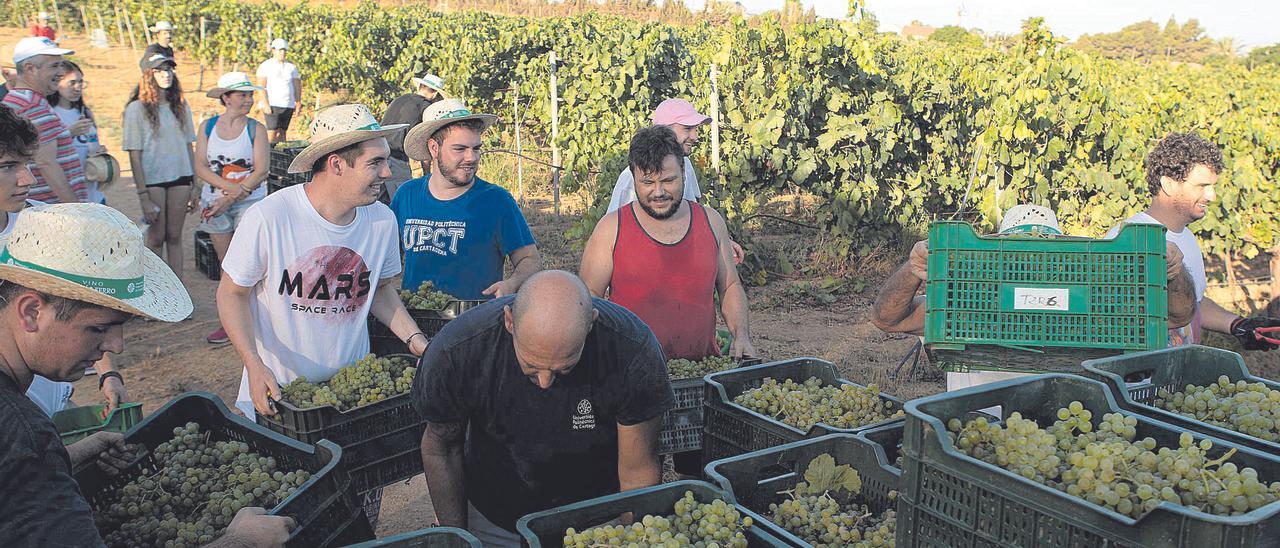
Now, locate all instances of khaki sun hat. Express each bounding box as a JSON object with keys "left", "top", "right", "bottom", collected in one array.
[
  {"left": 998, "top": 204, "right": 1062, "bottom": 235},
  {"left": 0, "top": 203, "right": 192, "bottom": 322},
  {"left": 403, "top": 98, "right": 498, "bottom": 162},
  {"left": 150, "top": 21, "right": 173, "bottom": 32},
  {"left": 206, "top": 71, "right": 265, "bottom": 98},
  {"left": 286, "top": 104, "right": 408, "bottom": 174}
]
